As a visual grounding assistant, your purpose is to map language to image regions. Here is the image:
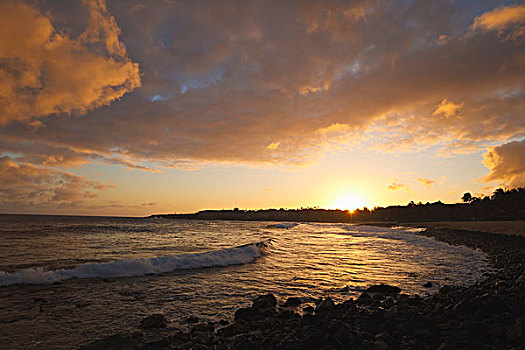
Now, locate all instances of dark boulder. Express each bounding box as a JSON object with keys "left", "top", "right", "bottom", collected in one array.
[
  {"left": 79, "top": 334, "right": 134, "bottom": 350},
  {"left": 252, "top": 294, "right": 277, "bottom": 310},
  {"left": 365, "top": 284, "right": 401, "bottom": 295},
  {"left": 140, "top": 314, "right": 168, "bottom": 329},
  {"left": 283, "top": 296, "right": 303, "bottom": 307},
  {"left": 315, "top": 297, "right": 335, "bottom": 314}
]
